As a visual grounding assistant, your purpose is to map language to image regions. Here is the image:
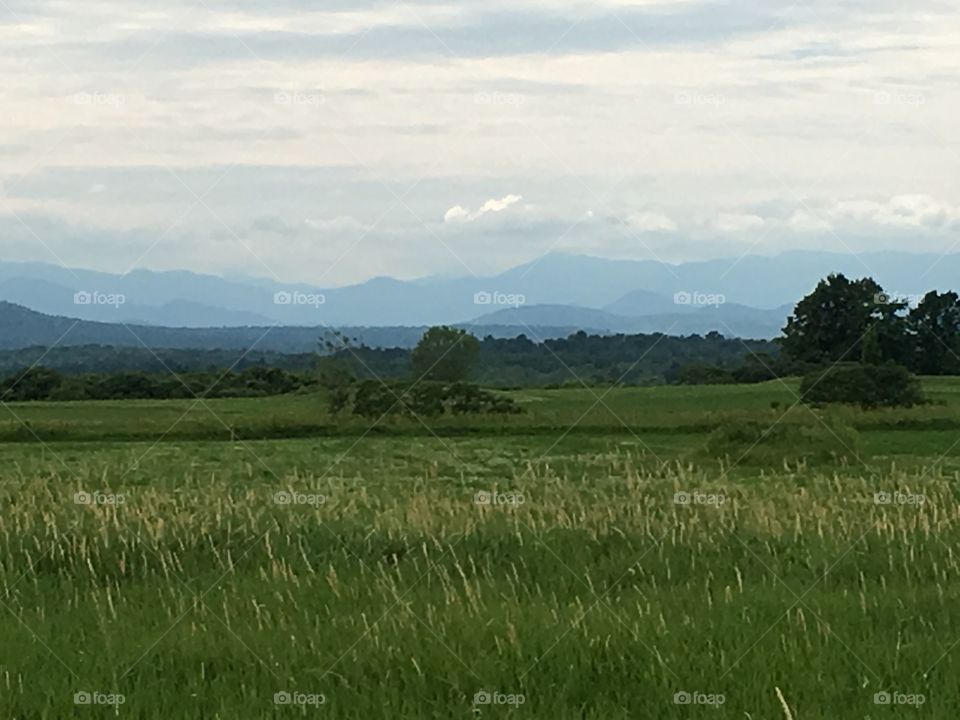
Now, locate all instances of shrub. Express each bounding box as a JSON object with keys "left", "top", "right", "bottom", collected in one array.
[
  {"left": 237, "top": 367, "right": 300, "bottom": 395},
  {"left": 445, "top": 382, "right": 520, "bottom": 415},
  {"left": 401, "top": 384, "right": 446, "bottom": 418},
  {"left": 800, "top": 363, "right": 924, "bottom": 409},
  {"left": 1, "top": 367, "right": 63, "bottom": 401},
  {"left": 349, "top": 381, "right": 521, "bottom": 419},
  {"left": 352, "top": 381, "right": 400, "bottom": 419},
  {"left": 676, "top": 364, "right": 736, "bottom": 385},
  {"left": 705, "top": 416, "right": 861, "bottom": 465}
]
